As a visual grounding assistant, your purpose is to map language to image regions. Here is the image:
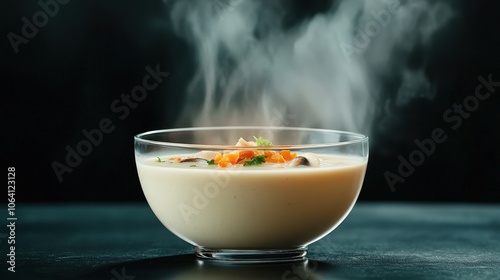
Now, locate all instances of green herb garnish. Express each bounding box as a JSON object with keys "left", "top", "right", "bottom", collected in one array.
[
  {"left": 207, "top": 159, "right": 216, "bottom": 165},
  {"left": 156, "top": 157, "right": 165, "bottom": 163},
  {"left": 190, "top": 165, "right": 197, "bottom": 167},
  {"left": 244, "top": 155, "right": 266, "bottom": 166},
  {"left": 253, "top": 136, "right": 273, "bottom": 146}
]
